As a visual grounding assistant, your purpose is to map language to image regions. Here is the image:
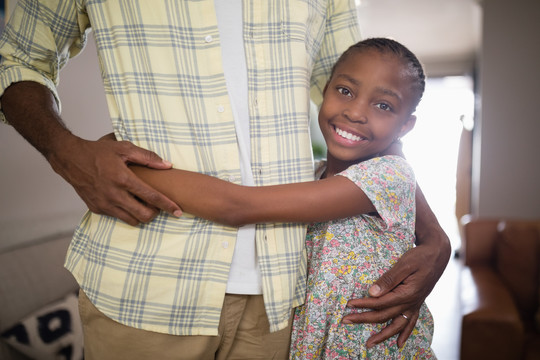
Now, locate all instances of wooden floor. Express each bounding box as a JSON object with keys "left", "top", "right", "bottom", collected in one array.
[{"left": 426, "top": 255, "right": 461, "bottom": 360}]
